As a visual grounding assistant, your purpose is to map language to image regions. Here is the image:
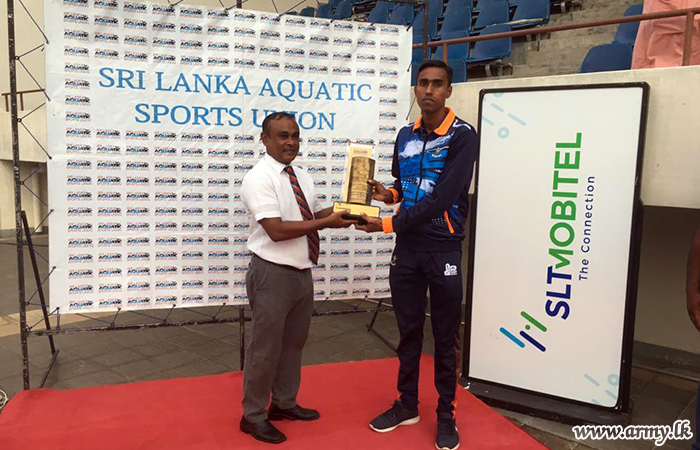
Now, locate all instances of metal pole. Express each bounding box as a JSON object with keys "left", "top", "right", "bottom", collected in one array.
[
  {"left": 239, "top": 306, "right": 246, "bottom": 370},
  {"left": 366, "top": 299, "right": 398, "bottom": 353},
  {"left": 21, "top": 211, "right": 56, "bottom": 354},
  {"left": 367, "top": 298, "right": 382, "bottom": 330},
  {"left": 422, "top": 0, "right": 428, "bottom": 61},
  {"left": 31, "top": 316, "right": 243, "bottom": 336},
  {"left": 682, "top": 11, "right": 694, "bottom": 66},
  {"left": 7, "top": 0, "right": 30, "bottom": 390}
]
